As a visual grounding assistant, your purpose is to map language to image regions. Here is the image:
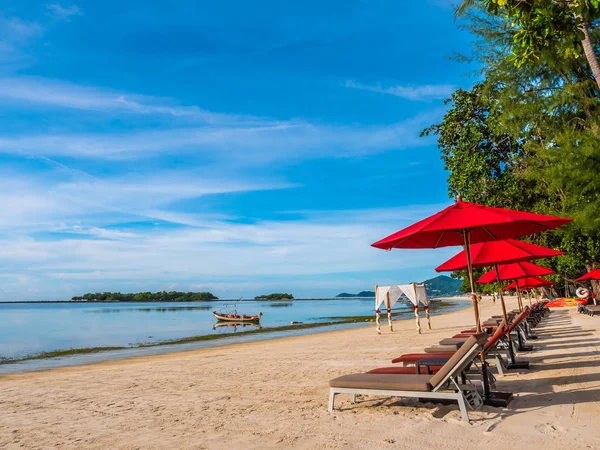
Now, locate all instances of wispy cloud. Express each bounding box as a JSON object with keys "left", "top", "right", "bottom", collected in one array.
[
  {"left": 0, "top": 169, "right": 294, "bottom": 230},
  {"left": 46, "top": 4, "right": 83, "bottom": 21},
  {"left": 345, "top": 80, "right": 455, "bottom": 101},
  {"left": 0, "top": 76, "right": 258, "bottom": 123},
  {"left": 0, "top": 113, "right": 436, "bottom": 162}
]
